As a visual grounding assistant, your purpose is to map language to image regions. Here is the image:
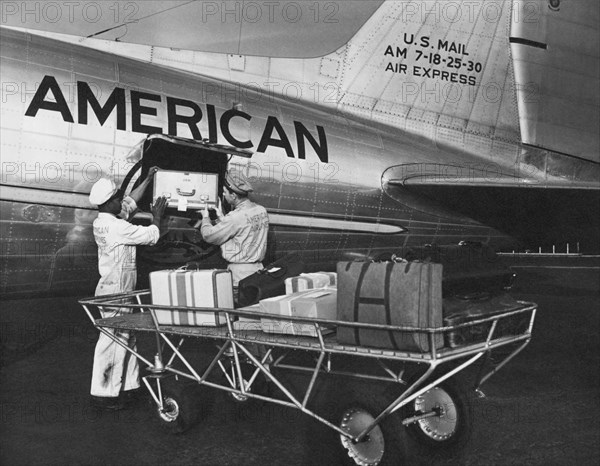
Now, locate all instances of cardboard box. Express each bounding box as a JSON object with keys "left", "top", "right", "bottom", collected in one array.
[
  {"left": 149, "top": 269, "right": 233, "bottom": 326},
  {"left": 284, "top": 272, "right": 337, "bottom": 294},
  {"left": 153, "top": 169, "right": 218, "bottom": 212},
  {"left": 260, "top": 289, "right": 337, "bottom": 337}
]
